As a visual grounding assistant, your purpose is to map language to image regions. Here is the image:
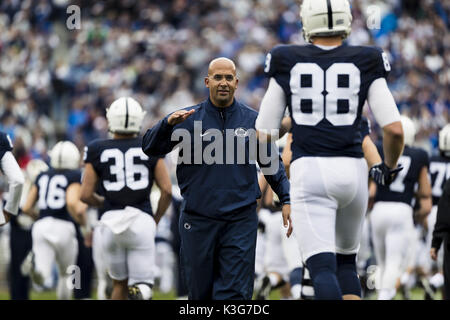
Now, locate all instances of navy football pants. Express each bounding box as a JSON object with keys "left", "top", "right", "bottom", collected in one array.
[{"left": 179, "top": 205, "right": 257, "bottom": 300}]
